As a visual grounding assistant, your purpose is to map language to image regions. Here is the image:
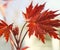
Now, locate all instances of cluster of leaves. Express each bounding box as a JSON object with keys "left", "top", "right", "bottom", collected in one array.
[
  {"left": 0, "top": 2, "right": 60, "bottom": 50},
  {"left": 23, "top": 2, "right": 60, "bottom": 43}
]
